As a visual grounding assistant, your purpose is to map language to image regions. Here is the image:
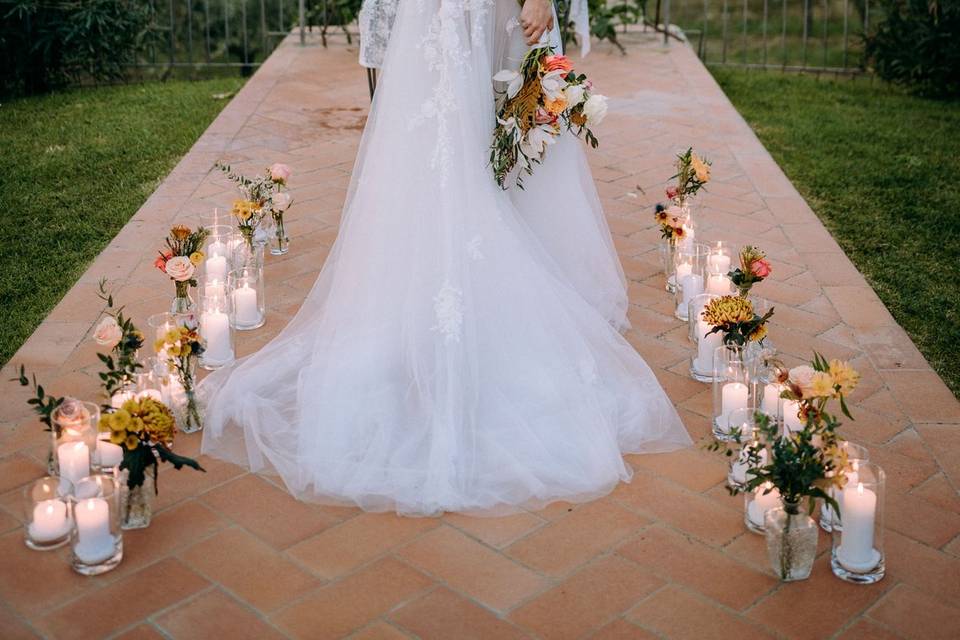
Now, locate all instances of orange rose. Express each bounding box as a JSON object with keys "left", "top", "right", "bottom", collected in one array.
[
  {"left": 542, "top": 55, "right": 573, "bottom": 74},
  {"left": 544, "top": 95, "right": 567, "bottom": 116}
]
